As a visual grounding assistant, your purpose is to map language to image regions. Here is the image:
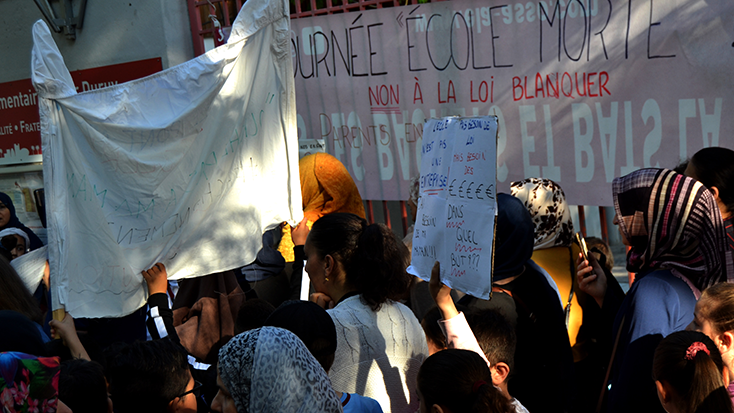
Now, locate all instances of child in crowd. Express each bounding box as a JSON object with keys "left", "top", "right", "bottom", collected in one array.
[
  {"left": 687, "top": 282, "right": 734, "bottom": 403},
  {"left": 264, "top": 300, "right": 383, "bottom": 412},
  {"left": 418, "top": 349, "right": 512, "bottom": 413},
  {"left": 106, "top": 338, "right": 199, "bottom": 413},
  {"left": 0, "top": 192, "right": 43, "bottom": 250},
  {"left": 428, "top": 261, "right": 529, "bottom": 413},
  {"left": 59, "top": 358, "right": 112, "bottom": 413},
  {"left": 143, "top": 263, "right": 218, "bottom": 409},
  {"left": 0, "top": 227, "right": 29, "bottom": 259},
  {"left": 465, "top": 309, "right": 522, "bottom": 411},
  {"left": 653, "top": 330, "right": 734, "bottom": 413},
  {"left": 459, "top": 194, "right": 574, "bottom": 413}
]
